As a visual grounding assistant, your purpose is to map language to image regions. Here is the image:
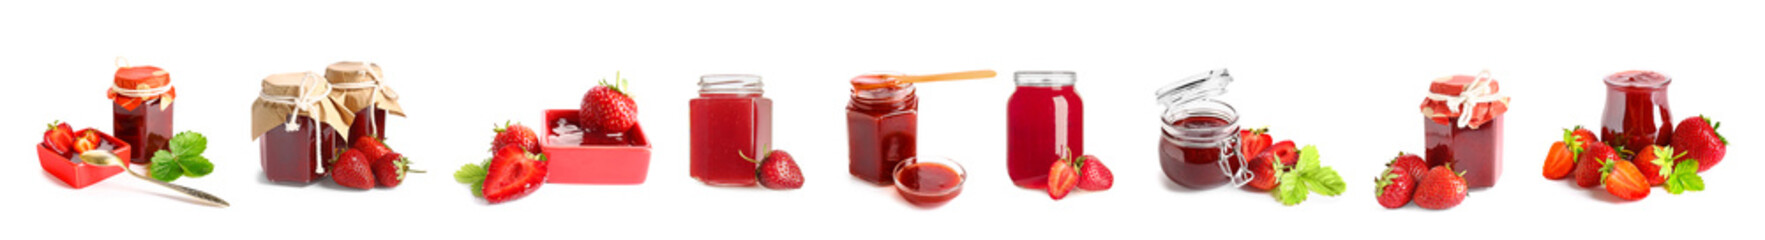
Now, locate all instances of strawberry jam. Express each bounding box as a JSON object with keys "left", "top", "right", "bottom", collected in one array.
[
  {"left": 1600, "top": 70, "right": 1673, "bottom": 155},
  {"left": 254, "top": 72, "right": 350, "bottom": 184},
  {"left": 110, "top": 65, "right": 176, "bottom": 164},
  {"left": 690, "top": 74, "right": 772, "bottom": 186},
  {"left": 1156, "top": 69, "right": 1243, "bottom": 190},
  {"left": 1418, "top": 73, "right": 1510, "bottom": 188},
  {"left": 893, "top": 157, "right": 964, "bottom": 207},
  {"left": 848, "top": 74, "right": 917, "bottom": 185},
  {"left": 1007, "top": 71, "right": 1083, "bottom": 189}
]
